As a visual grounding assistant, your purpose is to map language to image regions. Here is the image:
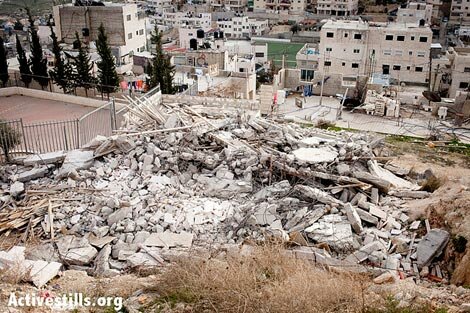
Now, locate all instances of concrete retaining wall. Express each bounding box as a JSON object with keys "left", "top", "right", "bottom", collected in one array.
[
  {"left": 162, "top": 94, "right": 259, "bottom": 111},
  {"left": 0, "top": 87, "right": 108, "bottom": 108}
]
